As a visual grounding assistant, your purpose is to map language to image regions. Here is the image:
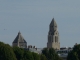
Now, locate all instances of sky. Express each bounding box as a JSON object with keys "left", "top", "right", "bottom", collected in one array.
[{"left": 0, "top": 0, "right": 80, "bottom": 48}]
